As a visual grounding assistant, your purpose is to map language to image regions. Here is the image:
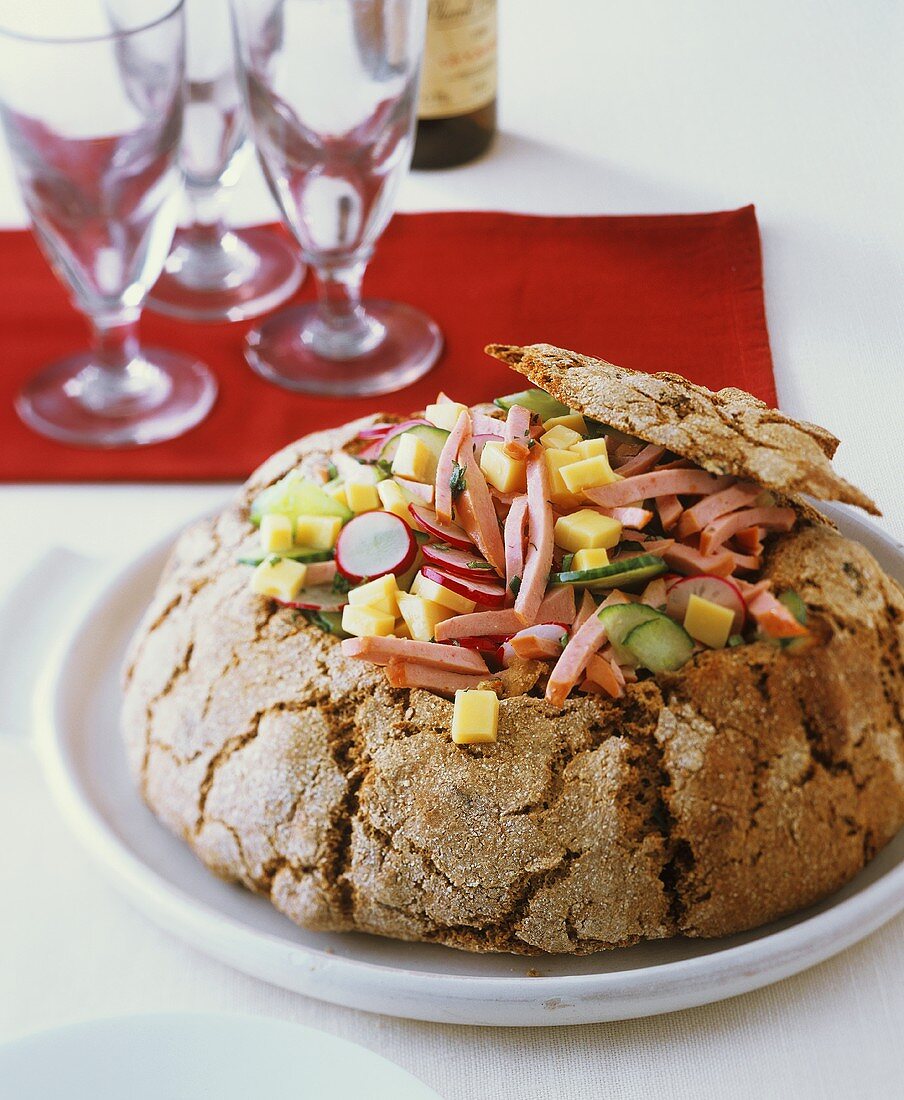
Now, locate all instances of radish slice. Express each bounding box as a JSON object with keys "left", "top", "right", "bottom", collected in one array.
[
  {"left": 335, "top": 510, "right": 416, "bottom": 582},
  {"left": 455, "top": 634, "right": 512, "bottom": 653},
  {"left": 421, "top": 543, "right": 496, "bottom": 578},
  {"left": 665, "top": 575, "right": 746, "bottom": 634},
  {"left": 357, "top": 419, "right": 431, "bottom": 459},
  {"left": 499, "top": 622, "right": 570, "bottom": 667},
  {"left": 276, "top": 585, "right": 347, "bottom": 612},
  {"left": 408, "top": 504, "right": 474, "bottom": 550},
  {"left": 420, "top": 564, "right": 507, "bottom": 607}
]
